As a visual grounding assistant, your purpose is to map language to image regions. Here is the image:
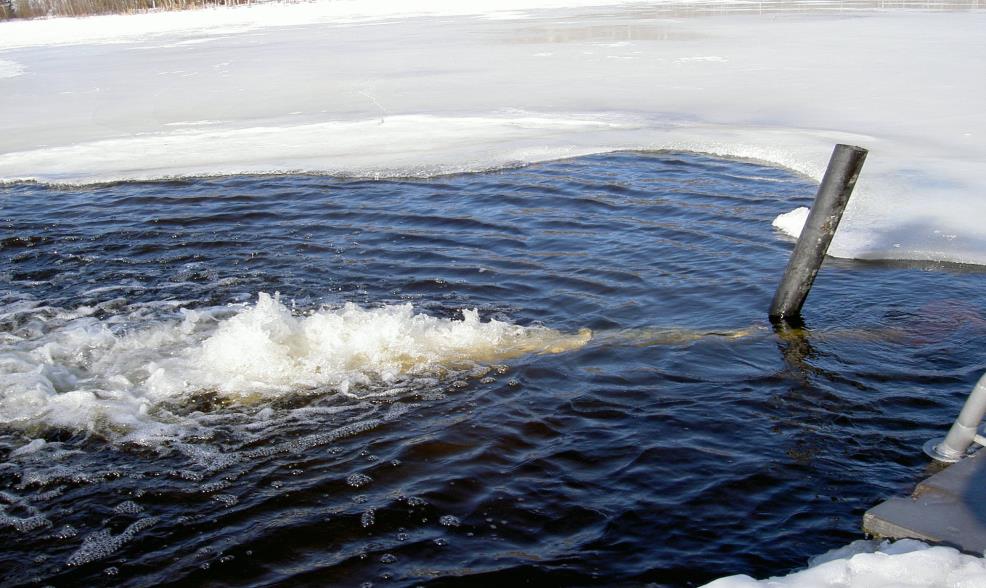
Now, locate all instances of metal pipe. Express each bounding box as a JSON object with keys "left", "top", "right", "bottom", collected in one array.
[
  {"left": 769, "top": 144, "right": 868, "bottom": 322},
  {"left": 925, "top": 372, "right": 986, "bottom": 463}
]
